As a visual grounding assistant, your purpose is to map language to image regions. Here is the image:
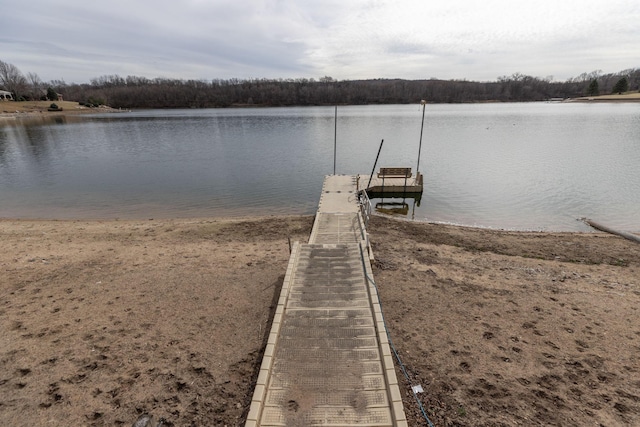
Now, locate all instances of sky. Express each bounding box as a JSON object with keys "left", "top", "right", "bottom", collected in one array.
[{"left": 1, "top": 0, "right": 638, "bottom": 84}]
